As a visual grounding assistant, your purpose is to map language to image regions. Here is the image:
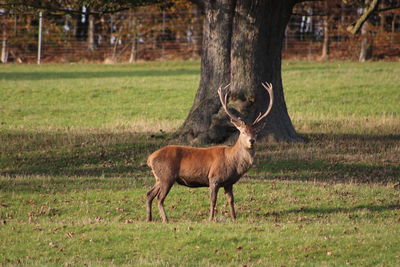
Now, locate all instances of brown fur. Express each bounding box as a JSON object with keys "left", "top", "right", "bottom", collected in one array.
[
  {"left": 146, "top": 82, "right": 273, "bottom": 223},
  {"left": 146, "top": 127, "right": 258, "bottom": 223}
]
